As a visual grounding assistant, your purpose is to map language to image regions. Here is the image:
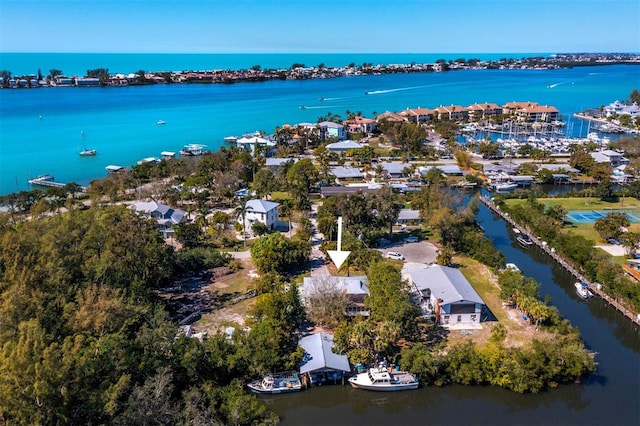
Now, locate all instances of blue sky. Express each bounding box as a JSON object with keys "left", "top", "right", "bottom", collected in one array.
[{"left": 1, "top": 0, "right": 639, "bottom": 53}]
